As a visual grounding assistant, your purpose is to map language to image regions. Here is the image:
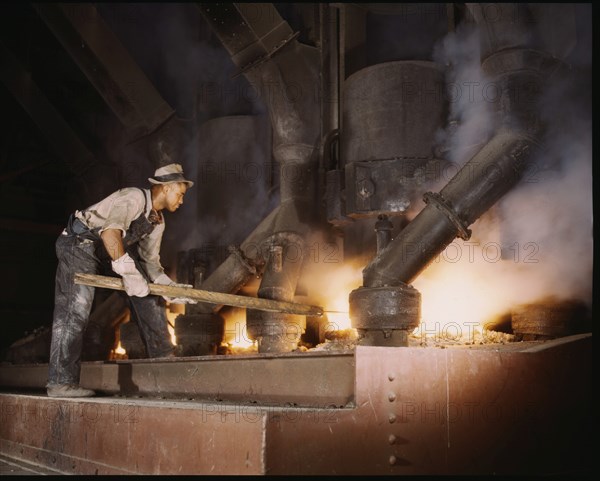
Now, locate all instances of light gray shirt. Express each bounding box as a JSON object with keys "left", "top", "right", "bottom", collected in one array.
[{"left": 75, "top": 188, "right": 166, "bottom": 281}]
